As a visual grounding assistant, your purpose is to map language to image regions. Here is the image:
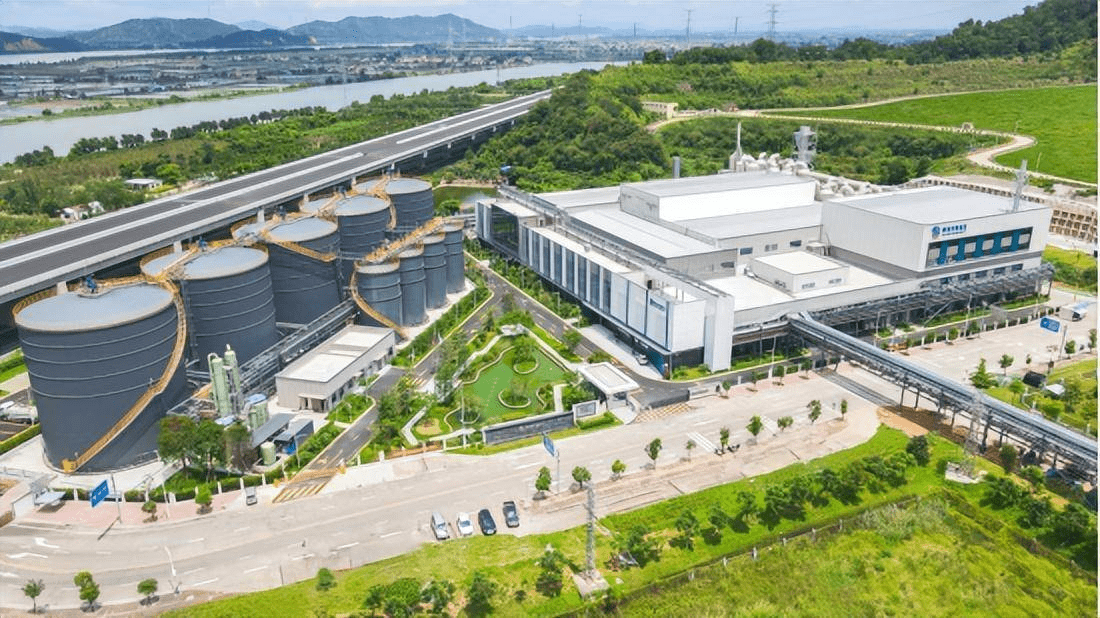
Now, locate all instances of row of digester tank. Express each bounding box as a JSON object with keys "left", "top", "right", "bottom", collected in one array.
[{"left": 12, "top": 177, "right": 466, "bottom": 472}]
